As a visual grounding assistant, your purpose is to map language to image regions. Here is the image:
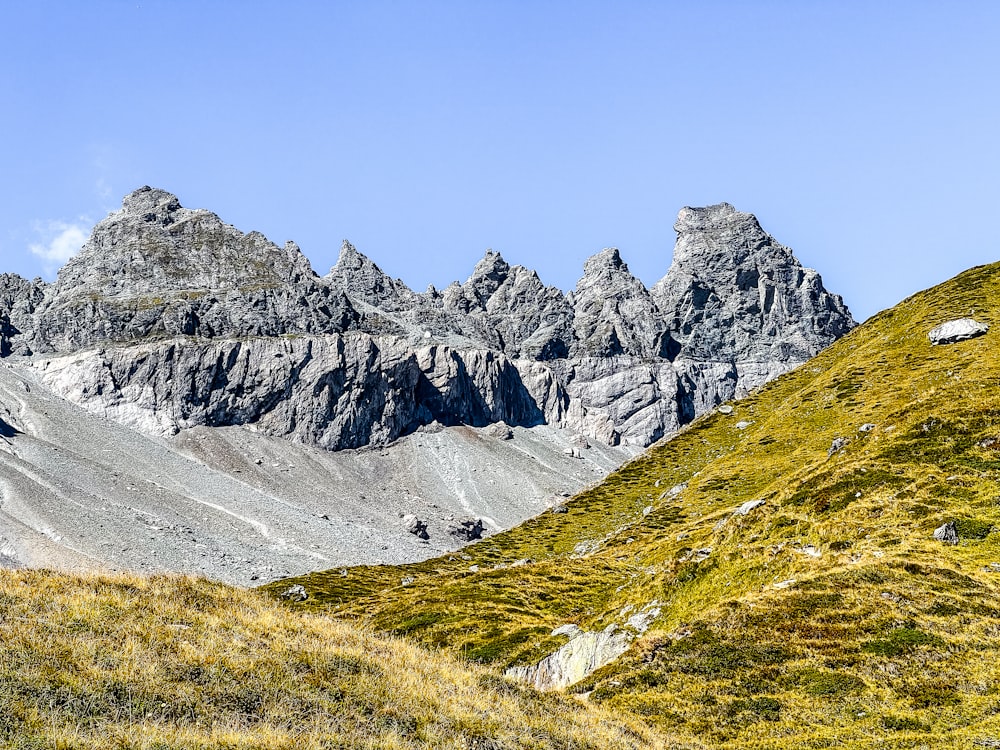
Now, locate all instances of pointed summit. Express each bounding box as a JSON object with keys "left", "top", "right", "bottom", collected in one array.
[
  {"left": 29, "top": 188, "right": 357, "bottom": 351},
  {"left": 49, "top": 186, "right": 318, "bottom": 298},
  {"left": 573, "top": 248, "right": 673, "bottom": 358},
  {"left": 466, "top": 250, "right": 512, "bottom": 304},
  {"left": 120, "top": 186, "right": 182, "bottom": 224},
  {"left": 436, "top": 250, "right": 573, "bottom": 359},
  {"left": 470, "top": 249, "right": 510, "bottom": 276},
  {"left": 653, "top": 203, "right": 854, "bottom": 373},
  {"left": 580, "top": 247, "right": 628, "bottom": 279},
  {"left": 332, "top": 240, "right": 368, "bottom": 271},
  {"left": 325, "top": 240, "right": 415, "bottom": 310},
  {"left": 667, "top": 203, "right": 780, "bottom": 269}
]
